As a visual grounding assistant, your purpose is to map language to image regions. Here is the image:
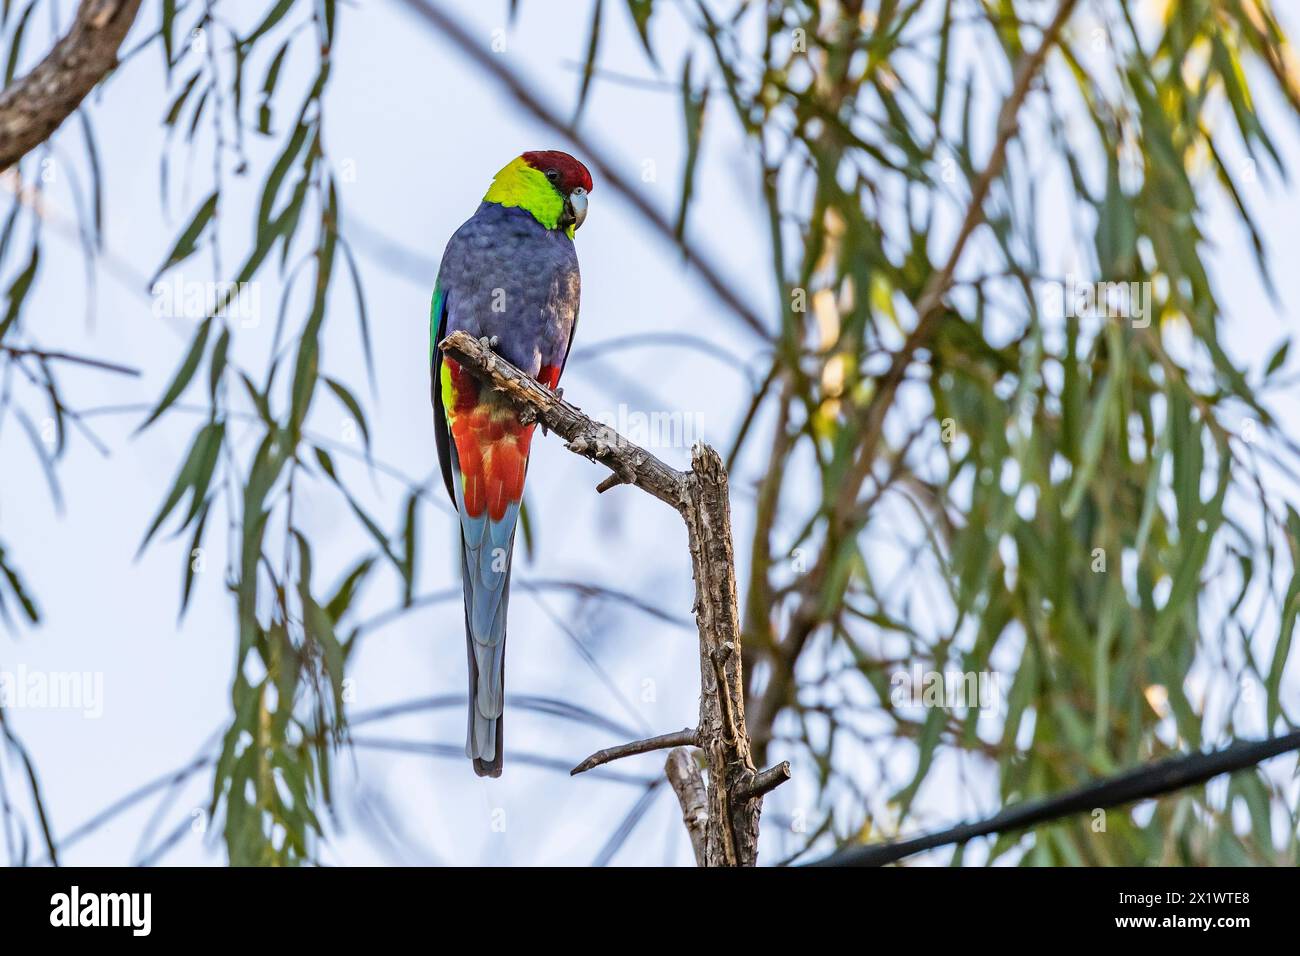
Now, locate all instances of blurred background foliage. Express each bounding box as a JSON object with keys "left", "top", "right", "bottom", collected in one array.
[{"left": 1, "top": 0, "right": 1299, "bottom": 865}]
